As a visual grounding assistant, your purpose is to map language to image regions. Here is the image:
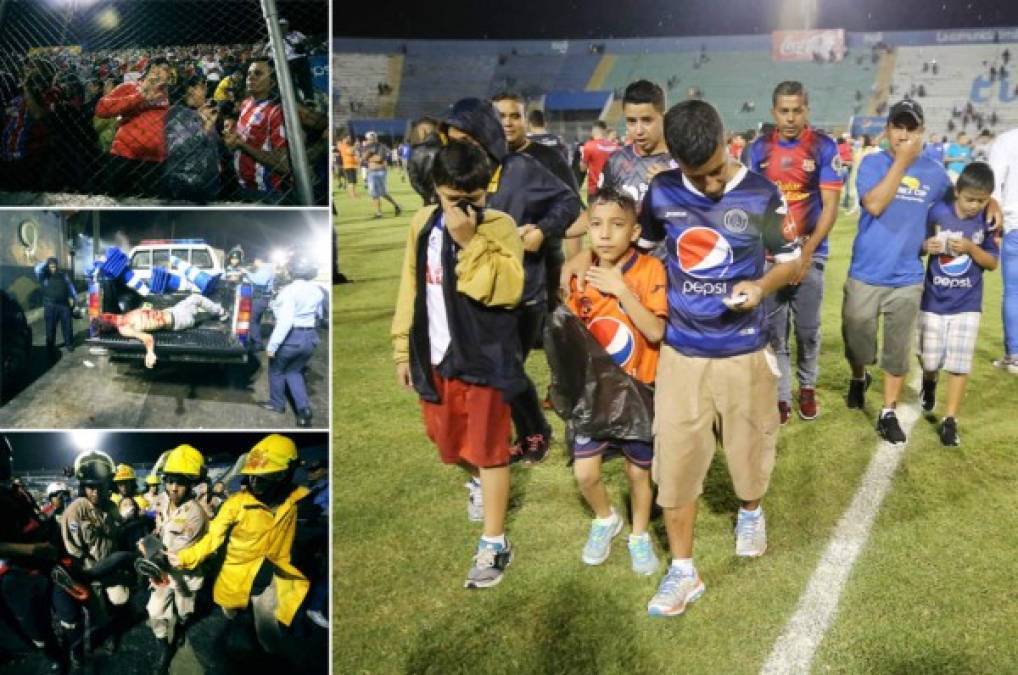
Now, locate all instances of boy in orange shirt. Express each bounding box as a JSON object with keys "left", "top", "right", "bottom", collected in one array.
[{"left": 563, "top": 188, "right": 667, "bottom": 574}]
